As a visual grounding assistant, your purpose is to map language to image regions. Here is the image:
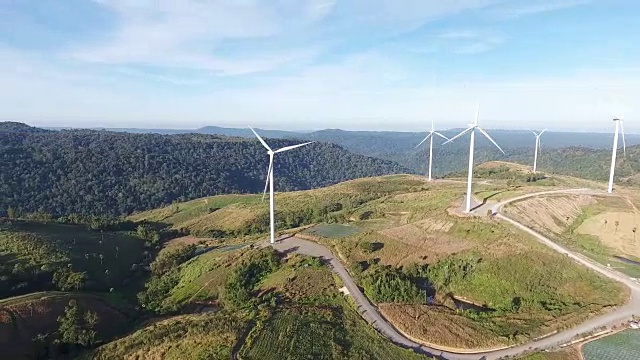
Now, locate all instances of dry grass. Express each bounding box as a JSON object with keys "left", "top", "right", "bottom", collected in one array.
[
  {"left": 577, "top": 211, "right": 640, "bottom": 258},
  {"left": 505, "top": 195, "right": 598, "bottom": 234},
  {"left": 379, "top": 304, "right": 507, "bottom": 349}
]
